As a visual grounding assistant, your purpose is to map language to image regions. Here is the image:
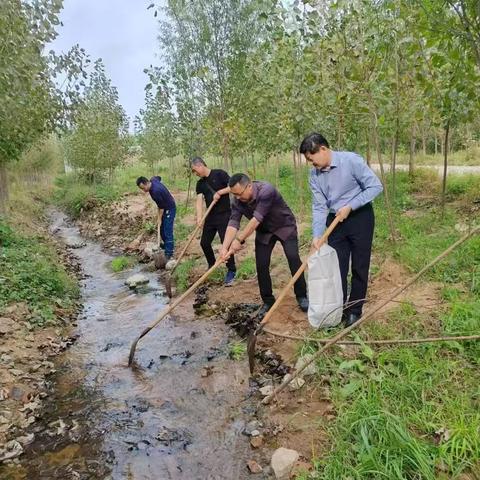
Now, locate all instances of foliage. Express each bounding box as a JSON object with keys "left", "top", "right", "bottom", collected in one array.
[
  {"left": 172, "top": 257, "right": 197, "bottom": 293},
  {"left": 111, "top": 256, "right": 135, "bottom": 273},
  {"left": 228, "top": 340, "right": 247, "bottom": 360},
  {"left": 0, "top": 220, "right": 78, "bottom": 326},
  {"left": 63, "top": 60, "right": 129, "bottom": 182},
  {"left": 236, "top": 257, "right": 257, "bottom": 280}
]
